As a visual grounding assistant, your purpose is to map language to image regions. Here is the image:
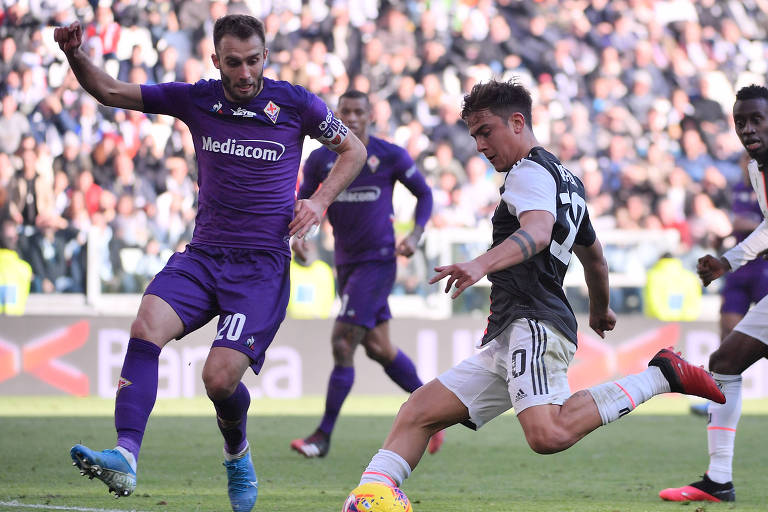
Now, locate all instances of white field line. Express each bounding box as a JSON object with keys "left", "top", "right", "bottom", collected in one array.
[{"left": 0, "top": 501, "right": 150, "bottom": 512}]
